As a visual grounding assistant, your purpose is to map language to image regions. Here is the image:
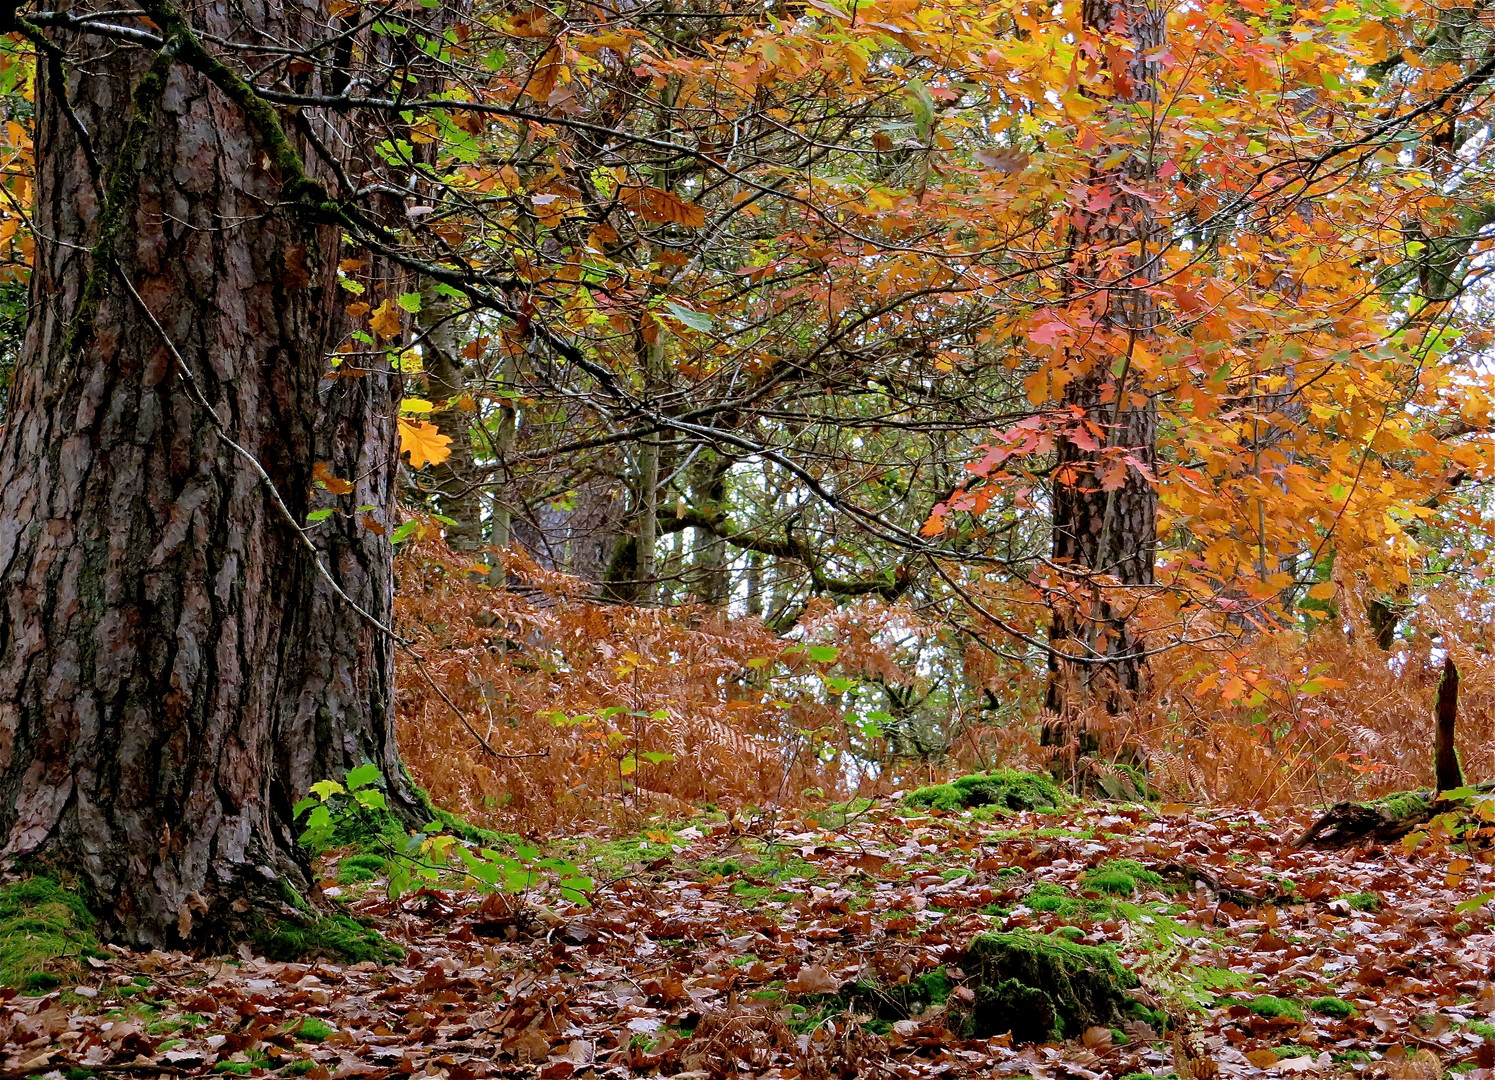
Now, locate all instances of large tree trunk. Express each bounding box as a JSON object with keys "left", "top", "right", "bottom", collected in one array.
[
  {"left": 0, "top": 0, "right": 413, "bottom": 947},
  {"left": 1045, "top": 0, "right": 1164, "bottom": 746}
]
